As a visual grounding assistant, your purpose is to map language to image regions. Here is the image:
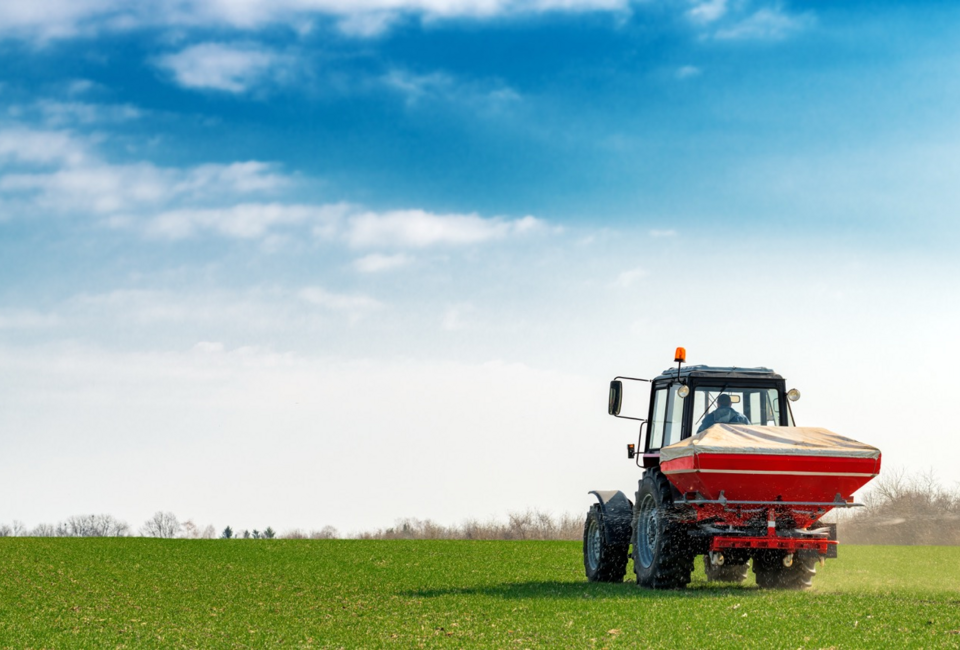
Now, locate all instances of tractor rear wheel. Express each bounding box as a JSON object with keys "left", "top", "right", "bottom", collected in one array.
[
  {"left": 753, "top": 550, "right": 818, "bottom": 590},
  {"left": 703, "top": 555, "right": 749, "bottom": 583},
  {"left": 632, "top": 469, "right": 694, "bottom": 589},
  {"left": 583, "top": 505, "right": 628, "bottom": 582}
]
